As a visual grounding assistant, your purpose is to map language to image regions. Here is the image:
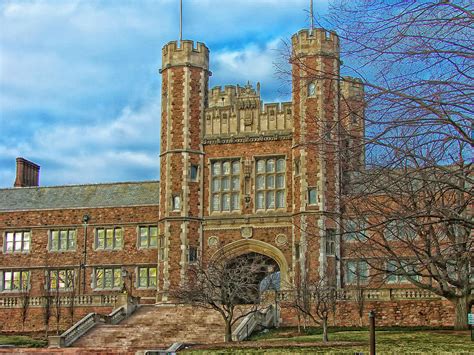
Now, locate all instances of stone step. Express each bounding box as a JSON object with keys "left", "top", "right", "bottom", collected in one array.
[{"left": 73, "top": 304, "right": 226, "bottom": 349}]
